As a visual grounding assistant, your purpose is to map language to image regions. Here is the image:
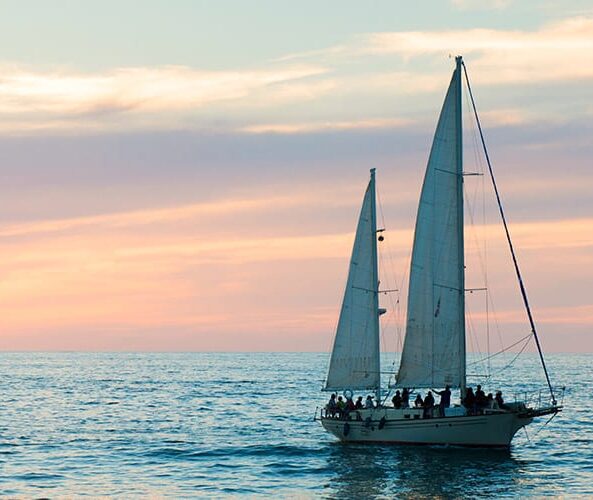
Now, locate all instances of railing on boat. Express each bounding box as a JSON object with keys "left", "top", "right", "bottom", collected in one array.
[
  {"left": 315, "top": 386, "right": 565, "bottom": 421},
  {"left": 511, "top": 385, "right": 565, "bottom": 410}
]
